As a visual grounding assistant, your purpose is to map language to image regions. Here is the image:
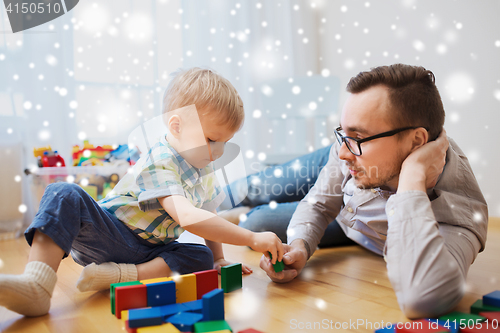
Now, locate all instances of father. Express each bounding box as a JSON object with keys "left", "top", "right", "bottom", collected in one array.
[{"left": 258, "top": 64, "right": 488, "bottom": 319}]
